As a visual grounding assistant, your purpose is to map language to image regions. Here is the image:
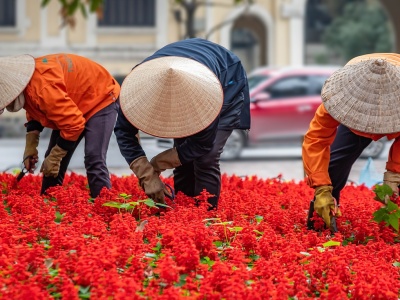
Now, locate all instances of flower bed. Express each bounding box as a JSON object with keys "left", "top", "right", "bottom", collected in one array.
[{"left": 0, "top": 172, "right": 399, "bottom": 299}]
